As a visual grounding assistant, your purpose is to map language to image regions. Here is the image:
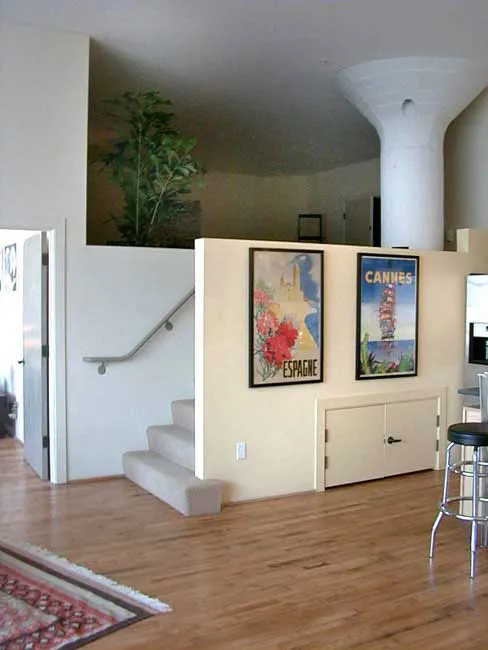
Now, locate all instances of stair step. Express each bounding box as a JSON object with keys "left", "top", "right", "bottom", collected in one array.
[
  {"left": 171, "top": 399, "right": 195, "bottom": 434},
  {"left": 122, "top": 451, "right": 222, "bottom": 517},
  {"left": 147, "top": 424, "right": 194, "bottom": 471}
]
